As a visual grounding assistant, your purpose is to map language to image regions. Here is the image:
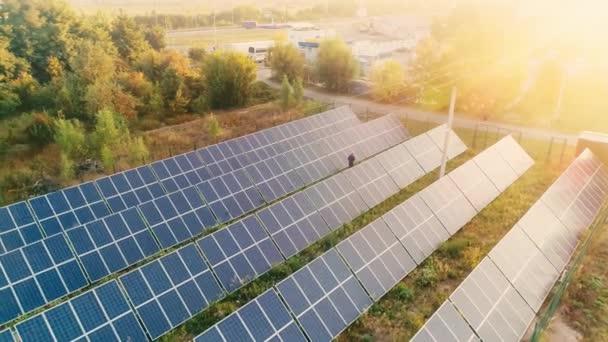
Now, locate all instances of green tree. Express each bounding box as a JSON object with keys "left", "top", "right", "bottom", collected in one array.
[
  {"left": 269, "top": 43, "right": 305, "bottom": 82},
  {"left": 207, "top": 114, "right": 221, "bottom": 142},
  {"left": 370, "top": 59, "right": 407, "bottom": 102},
  {"left": 54, "top": 117, "right": 86, "bottom": 178},
  {"left": 202, "top": 51, "right": 257, "bottom": 109},
  {"left": 293, "top": 77, "right": 304, "bottom": 104},
  {"left": 128, "top": 136, "right": 149, "bottom": 164},
  {"left": 144, "top": 25, "right": 166, "bottom": 51},
  {"left": 279, "top": 75, "right": 293, "bottom": 111},
  {"left": 111, "top": 15, "right": 150, "bottom": 62},
  {"left": 188, "top": 47, "right": 207, "bottom": 63},
  {"left": 317, "top": 38, "right": 358, "bottom": 91}
]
